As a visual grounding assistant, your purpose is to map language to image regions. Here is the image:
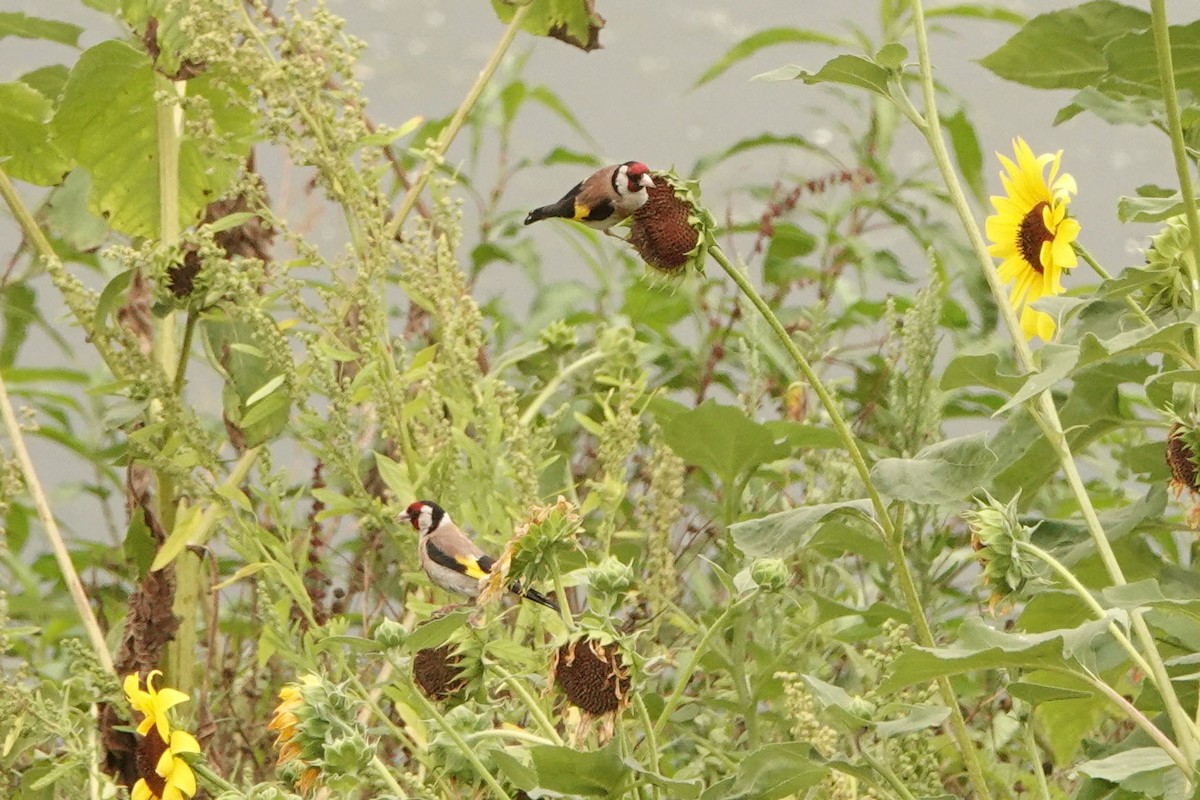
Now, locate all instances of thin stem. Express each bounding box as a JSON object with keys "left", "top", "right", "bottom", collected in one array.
[
  {"left": 518, "top": 350, "right": 606, "bottom": 427},
  {"left": 1021, "top": 713, "right": 1052, "bottom": 800},
  {"left": 906, "top": 0, "right": 1199, "bottom": 769},
  {"left": 371, "top": 755, "right": 408, "bottom": 797},
  {"left": 1149, "top": 0, "right": 1200, "bottom": 363},
  {"left": 408, "top": 681, "right": 515, "bottom": 800},
  {"left": 633, "top": 693, "right": 663, "bottom": 800},
  {"left": 708, "top": 243, "right": 990, "bottom": 797},
  {"left": 491, "top": 664, "right": 564, "bottom": 745},
  {"left": 174, "top": 310, "right": 198, "bottom": 397},
  {"left": 192, "top": 762, "right": 239, "bottom": 795},
  {"left": 1074, "top": 244, "right": 1159, "bottom": 330},
  {"left": 652, "top": 595, "right": 749, "bottom": 738},
  {"left": 730, "top": 608, "right": 758, "bottom": 748},
  {"left": 384, "top": 2, "right": 532, "bottom": 242},
  {"left": 0, "top": 372, "right": 114, "bottom": 673},
  {"left": 1075, "top": 667, "right": 1194, "bottom": 778},
  {"left": 549, "top": 554, "right": 575, "bottom": 631},
  {"left": 463, "top": 729, "right": 556, "bottom": 747}
]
